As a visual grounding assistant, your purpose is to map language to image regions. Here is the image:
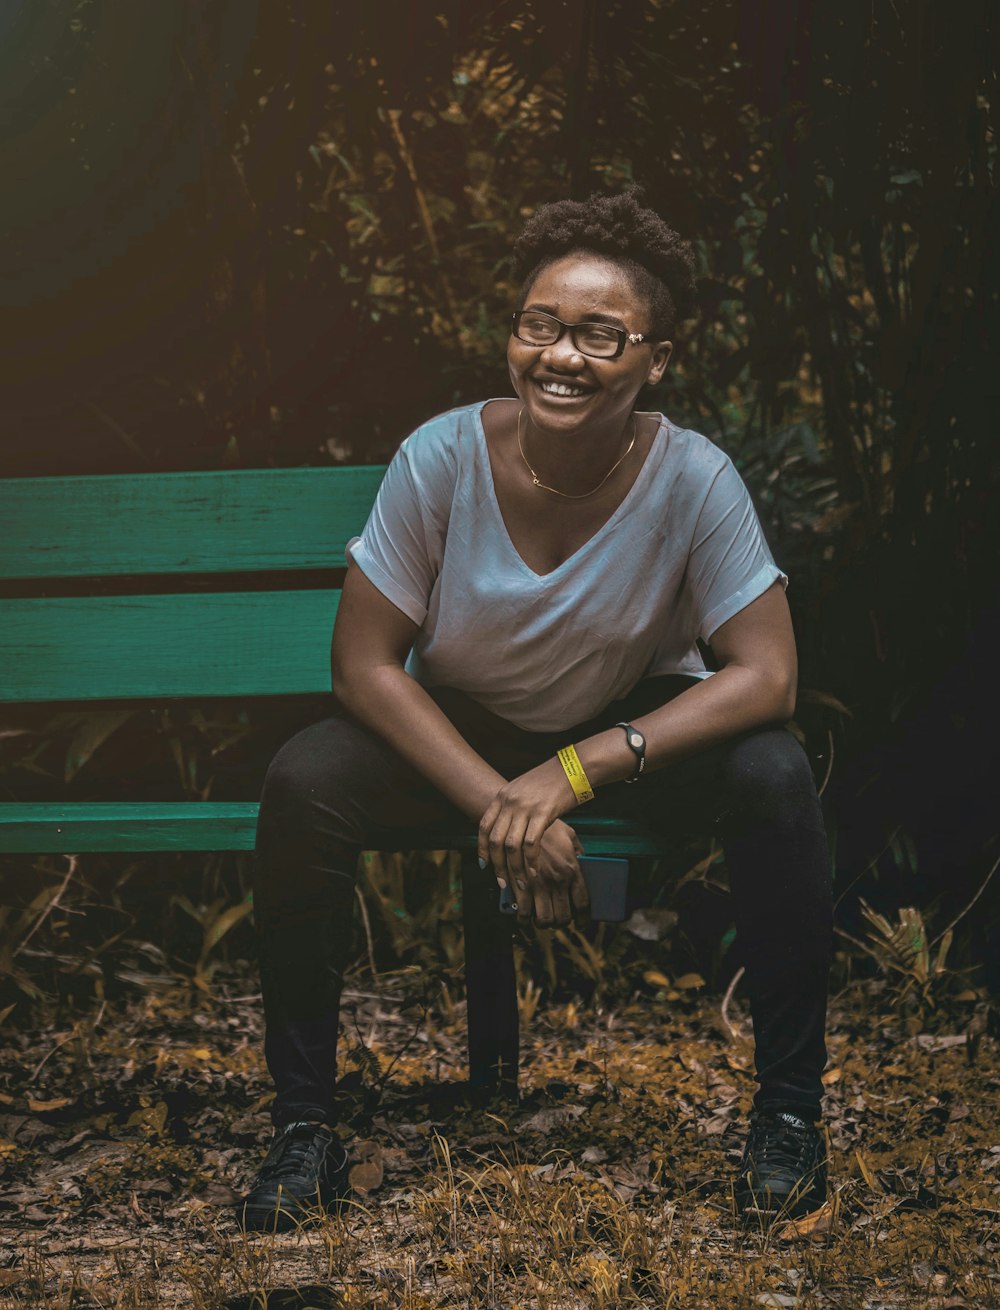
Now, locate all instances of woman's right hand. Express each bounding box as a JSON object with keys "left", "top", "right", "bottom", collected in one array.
[{"left": 501, "top": 818, "right": 589, "bottom": 927}]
